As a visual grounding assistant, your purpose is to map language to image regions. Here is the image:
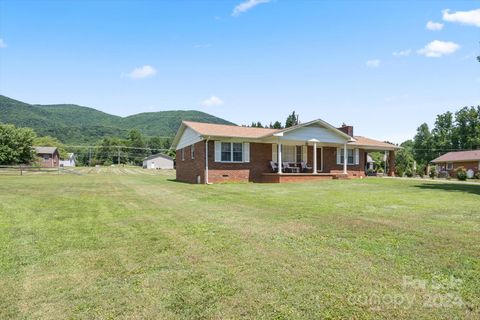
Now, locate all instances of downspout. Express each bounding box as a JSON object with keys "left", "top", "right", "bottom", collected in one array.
[{"left": 205, "top": 137, "right": 210, "bottom": 184}]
